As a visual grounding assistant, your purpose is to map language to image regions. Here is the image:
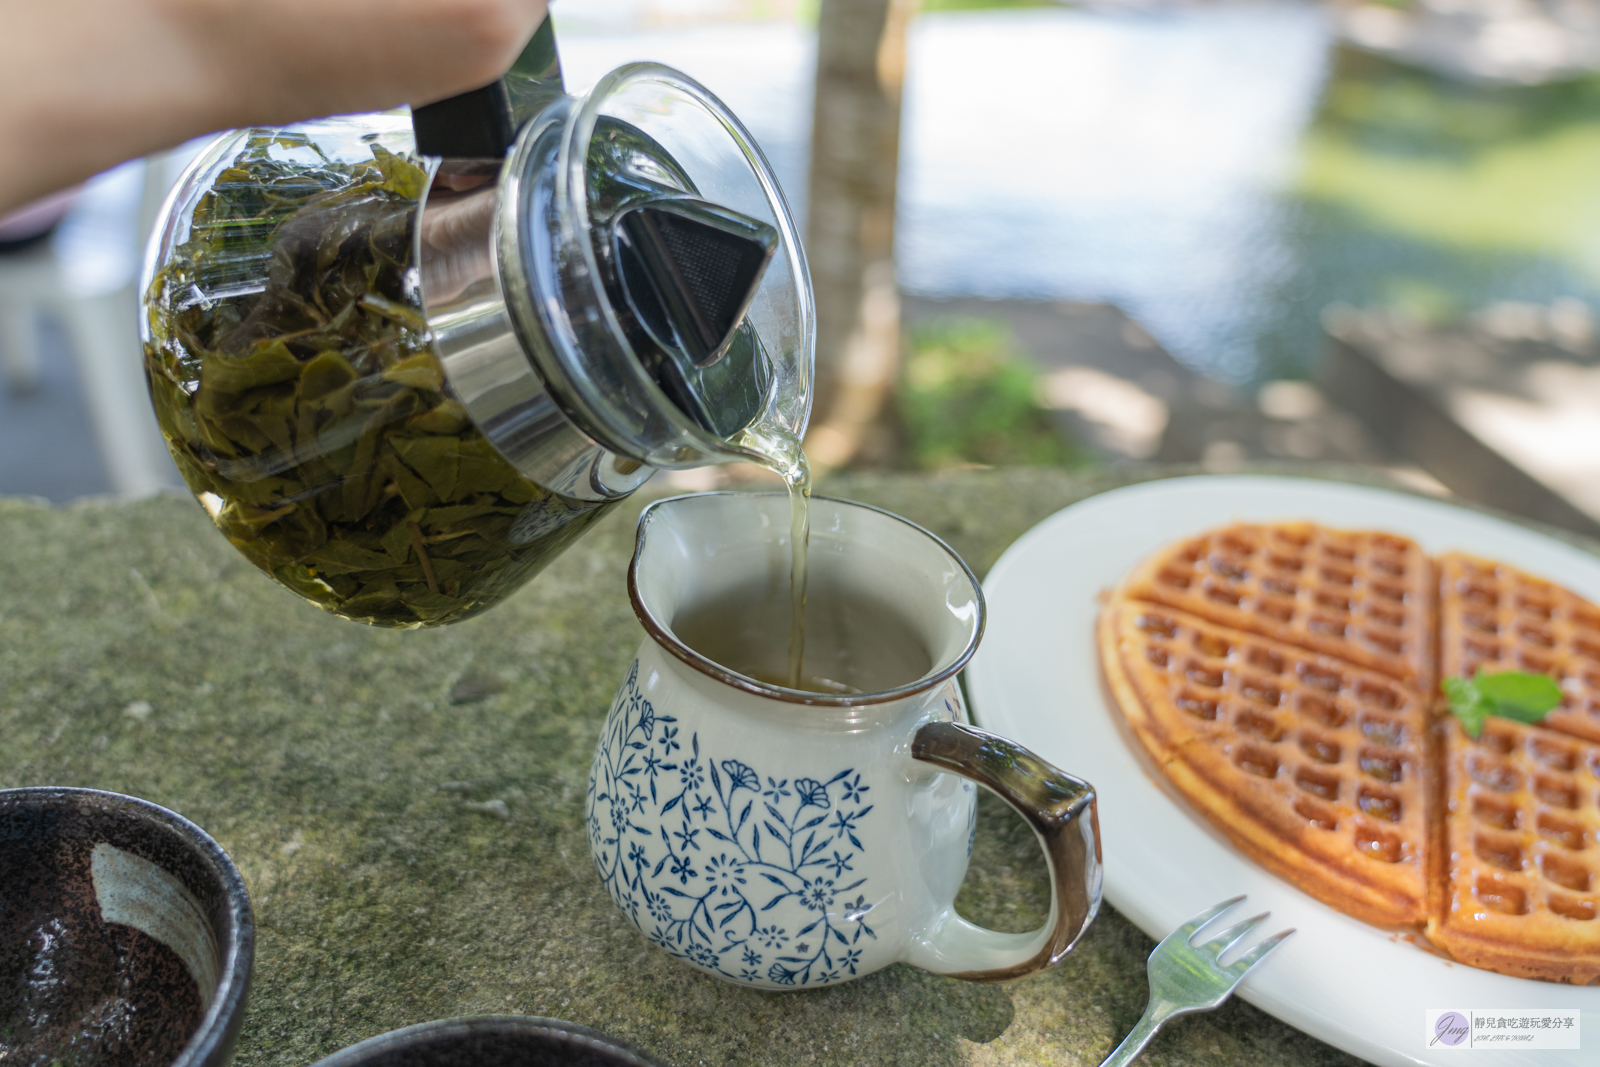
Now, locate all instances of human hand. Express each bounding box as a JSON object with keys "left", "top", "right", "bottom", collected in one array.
[
  {"left": 0, "top": 0, "right": 549, "bottom": 214},
  {"left": 165, "top": 0, "right": 551, "bottom": 130}
]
